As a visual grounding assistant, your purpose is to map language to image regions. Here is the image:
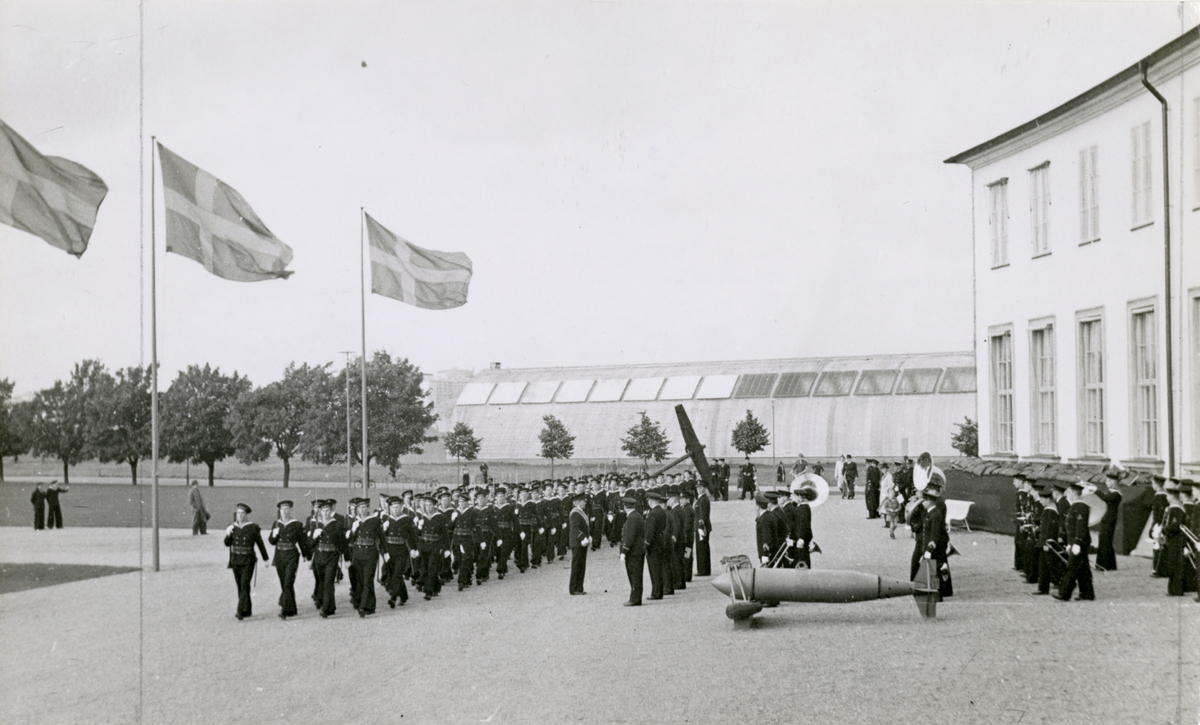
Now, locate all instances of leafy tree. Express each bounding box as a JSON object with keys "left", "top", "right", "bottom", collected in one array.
[
  {"left": 620, "top": 411, "right": 670, "bottom": 471},
  {"left": 161, "top": 364, "right": 252, "bottom": 486},
  {"left": 89, "top": 365, "right": 153, "bottom": 485},
  {"left": 951, "top": 416, "right": 978, "bottom": 457},
  {"left": 731, "top": 409, "right": 770, "bottom": 458},
  {"left": 539, "top": 414, "right": 575, "bottom": 478},
  {"left": 0, "top": 378, "right": 29, "bottom": 481},
  {"left": 229, "top": 362, "right": 332, "bottom": 488},
  {"left": 303, "top": 351, "right": 437, "bottom": 480},
  {"left": 23, "top": 360, "right": 108, "bottom": 483},
  {"left": 444, "top": 422, "right": 481, "bottom": 478}
]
